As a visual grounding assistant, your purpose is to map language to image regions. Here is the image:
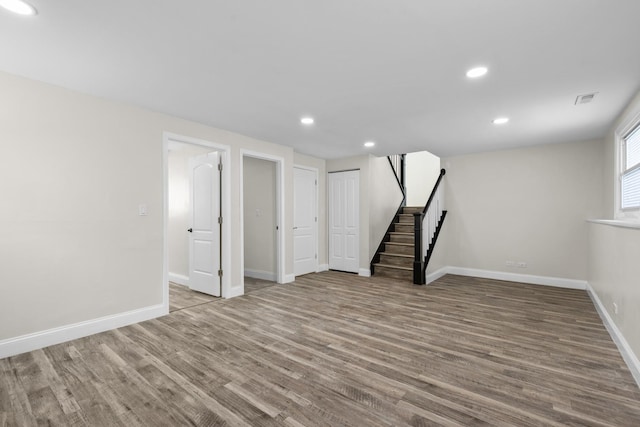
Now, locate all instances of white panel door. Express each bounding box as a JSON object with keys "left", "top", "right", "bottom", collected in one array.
[
  {"left": 329, "top": 170, "right": 359, "bottom": 273},
  {"left": 294, "top": 167, "right": 317, "bottom": 276},
  {"left": 188, "top": 152, "right": 221, "bottom": 296}
]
